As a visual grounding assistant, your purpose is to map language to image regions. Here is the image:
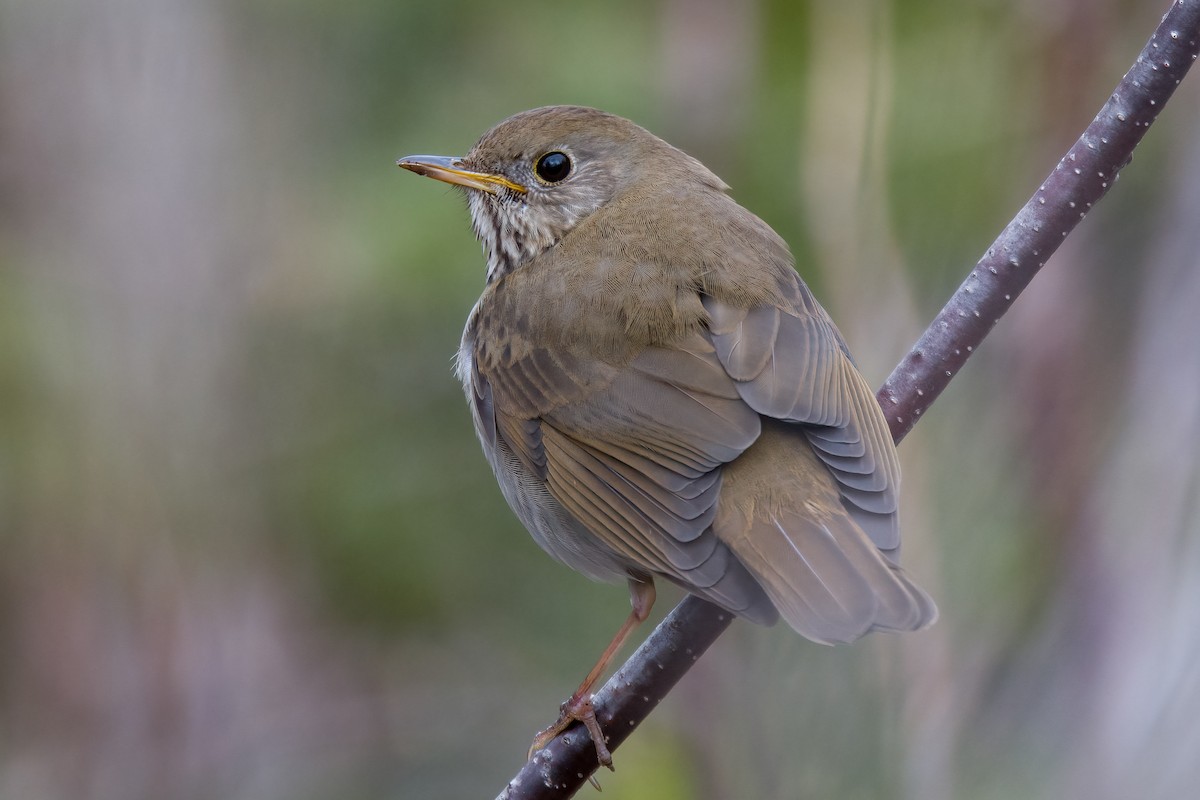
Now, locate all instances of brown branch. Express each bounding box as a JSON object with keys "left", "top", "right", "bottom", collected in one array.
[
  {"left": 880, "top": 0, "right": 1200, "bottom": 444},
  {"left": 496, "top": 3, "right": 1200, "bottom": 797}
]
